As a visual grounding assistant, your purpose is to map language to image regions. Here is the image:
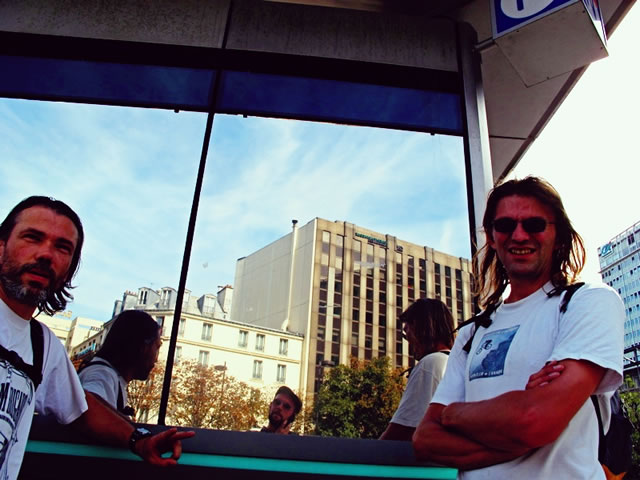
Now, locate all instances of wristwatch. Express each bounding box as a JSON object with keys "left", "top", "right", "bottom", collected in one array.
[{"left": 129, "top": 426, "right": 152, "bottom": 454}]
